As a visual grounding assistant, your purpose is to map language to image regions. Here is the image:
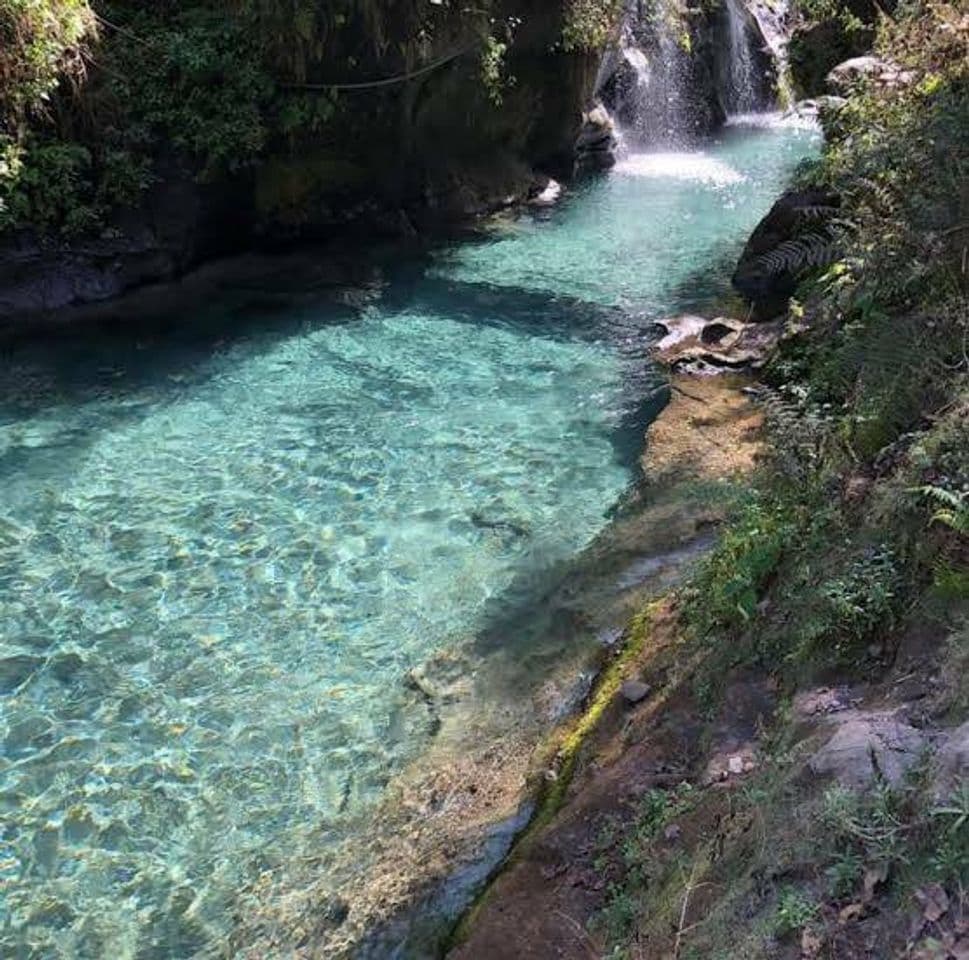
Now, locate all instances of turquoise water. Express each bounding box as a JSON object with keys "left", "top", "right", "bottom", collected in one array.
[{"left": 0, "top": 121, "right": 817, "bottom": 959}]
